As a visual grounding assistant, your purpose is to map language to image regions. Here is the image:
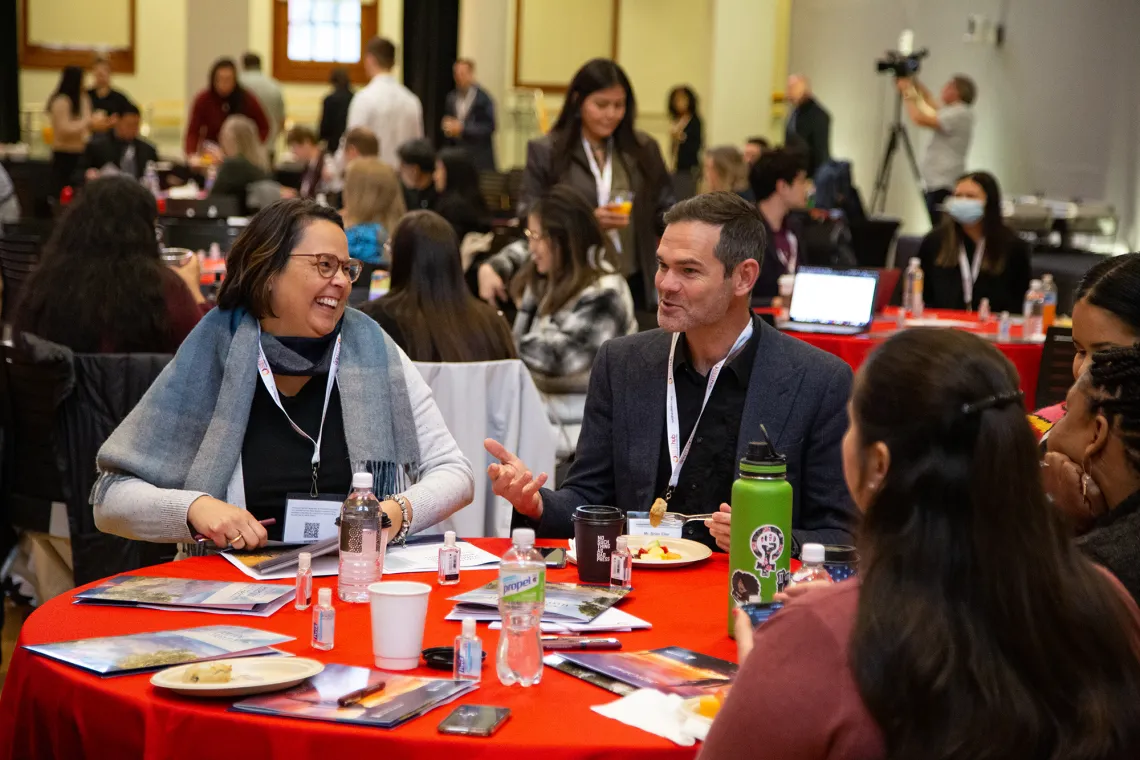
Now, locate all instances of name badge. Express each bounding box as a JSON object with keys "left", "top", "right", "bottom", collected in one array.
[
  {"left": 626, "top": 511, "right": 684, "bottom": 539},
  {"left": 283, "top": 493, "right": 344, "bottom": 543}
]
